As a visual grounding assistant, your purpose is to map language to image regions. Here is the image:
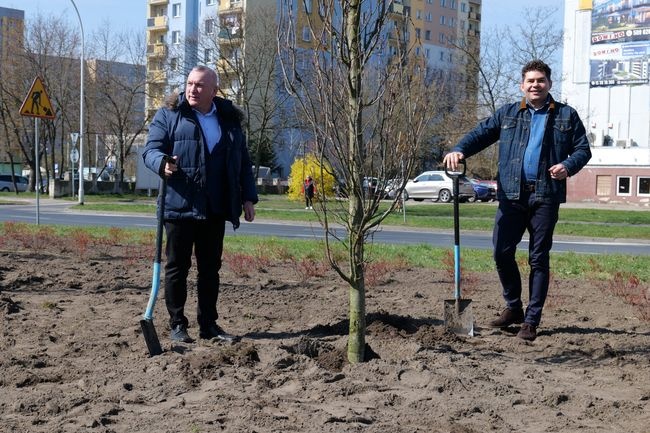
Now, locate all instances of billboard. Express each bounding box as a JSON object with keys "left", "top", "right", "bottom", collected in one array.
[{"left": 590, "top": 0, "right": 650, "bottom": 87}]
